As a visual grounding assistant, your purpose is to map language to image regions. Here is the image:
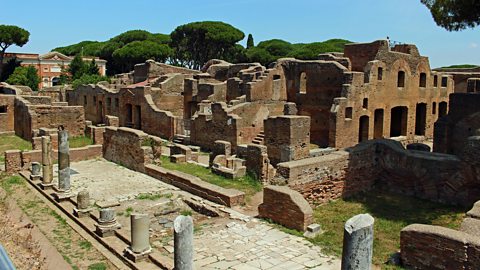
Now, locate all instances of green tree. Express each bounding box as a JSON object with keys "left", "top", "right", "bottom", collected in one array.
[
  {"left": 112, "top": 40, "right": 172, "bottom": 71},
  {"left": 87, "top": 59, "right": 99, "bottom": 75},
  {"left": 0, "top": 57, "right": 21, "bottom": 81},
  {"left": 71, "top": 74, "right": 110, "bottom": 89},
  {"left": 421, "top": 0, "right": 480, "bottom": 31},
  {"left": 0, "top": 25, "right": 30, "bottom": 77},
  {"left": 110, "top": 30, "right": 151, "bottom": 44},
  {"left": 245, "top": 47, "right": 275, "bottom": 66},
  {"left": 170, "top": 21, "right": 245, "bottom": 69},
  {"left": 6, "top": 66, "right": 40, "bottom": 91},
  {"left": 247, "top": 34, "right": 254, "bottom": 49},
  {"left": 68, "top": 53, "right": 87, "bottom": 80}
]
